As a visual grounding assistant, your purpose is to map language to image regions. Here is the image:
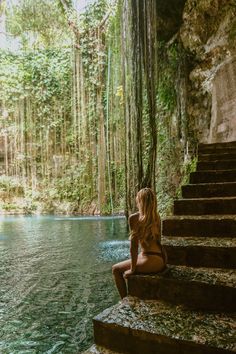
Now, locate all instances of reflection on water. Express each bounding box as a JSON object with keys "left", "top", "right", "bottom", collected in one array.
[
  {"left": 99, "top": 240, "right": 129, "bottom": 262},
  {"left": 0, "top": 215, "right": 129, "bottom": 353}
]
